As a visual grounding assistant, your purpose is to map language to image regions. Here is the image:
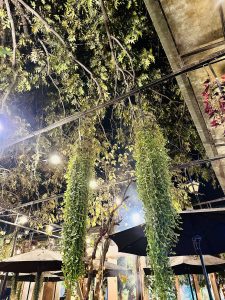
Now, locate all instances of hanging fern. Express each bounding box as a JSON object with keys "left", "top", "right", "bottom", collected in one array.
[
  {"left": 134, "top": 116, "right": 178, "bottom": 299},
  {"left": 16, "top": 282, "right": 23, "bottom": 300},
  {"left": 32, "top": 272, "right": 43, "bottom": 300},
  {"left": 62, "top": 136, "right": 95, "bottom": 287},
  {"left": 10, "top": 273, "right": 18, "bottom": 300}
]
